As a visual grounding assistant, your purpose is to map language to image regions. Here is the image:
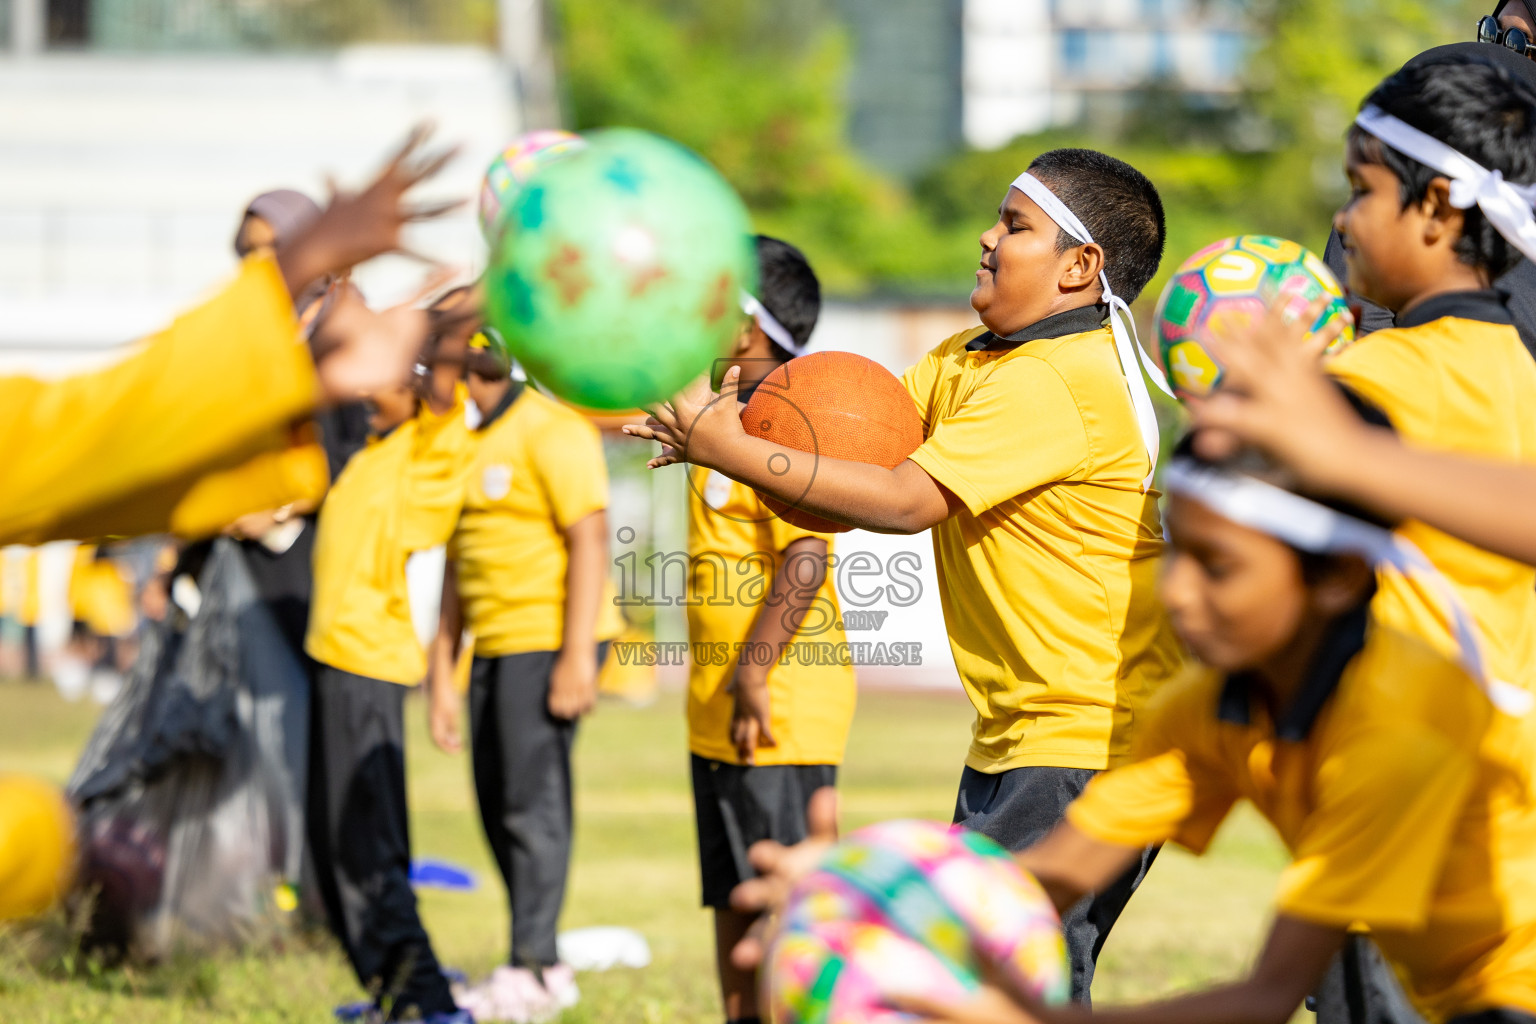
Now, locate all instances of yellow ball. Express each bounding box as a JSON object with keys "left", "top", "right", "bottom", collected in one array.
[{"left": 0, "top": 774, "right": 77, "bottom": 920}]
